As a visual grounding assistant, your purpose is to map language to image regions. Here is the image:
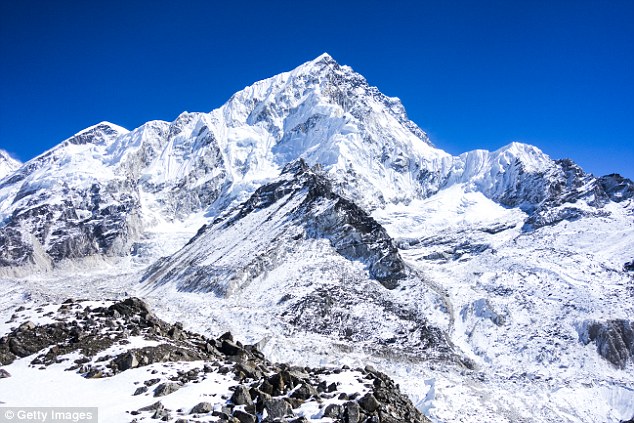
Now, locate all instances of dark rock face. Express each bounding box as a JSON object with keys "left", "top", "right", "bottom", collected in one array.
[
  {"left": 579, "top": 320, "right": 634, "bottom": 368},
  {"left": 597, "top": 174, "right": 634, "bottom": 203},
  {"left": 297, "top": 163, "right": 406, "bottom": 287}
]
